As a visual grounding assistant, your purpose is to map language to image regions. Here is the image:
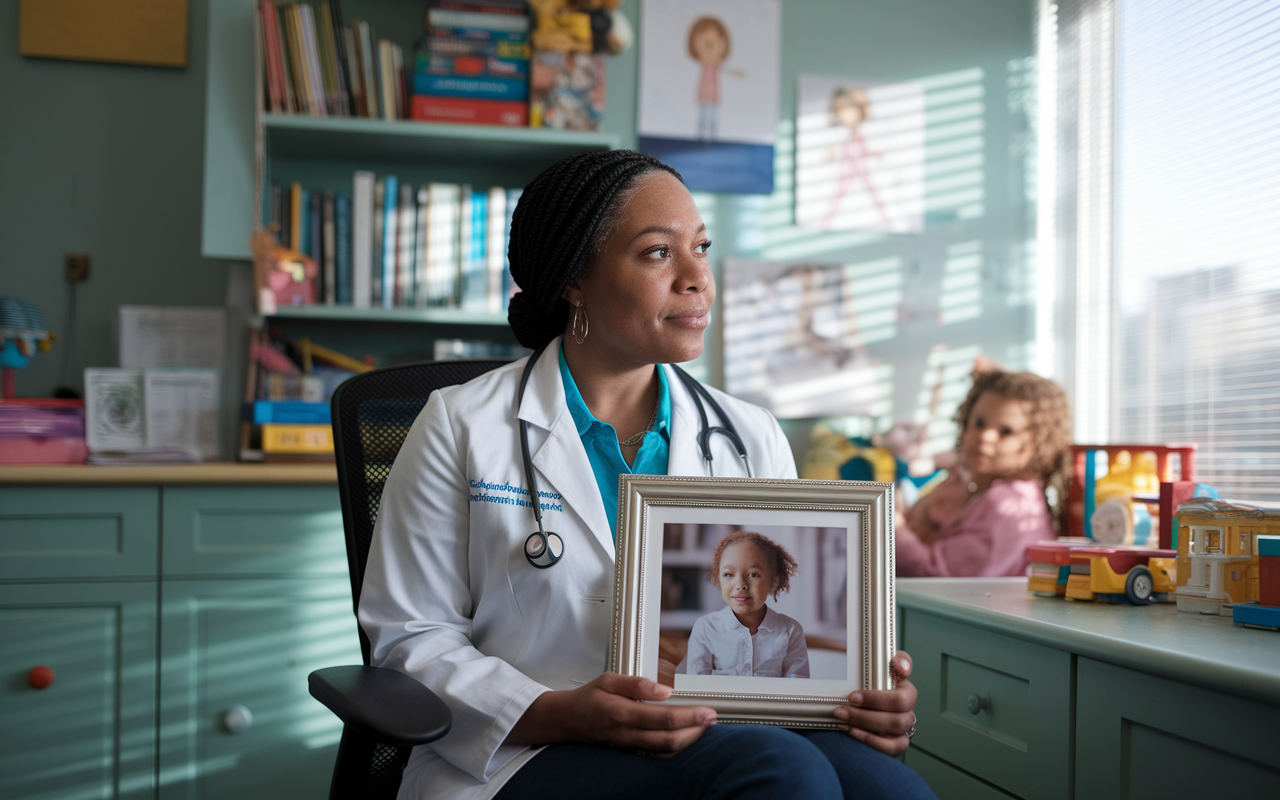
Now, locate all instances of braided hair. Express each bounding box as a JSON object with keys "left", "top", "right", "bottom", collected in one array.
[{"left": 507, "top": 150, "right": 683, "bottom": 349}]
